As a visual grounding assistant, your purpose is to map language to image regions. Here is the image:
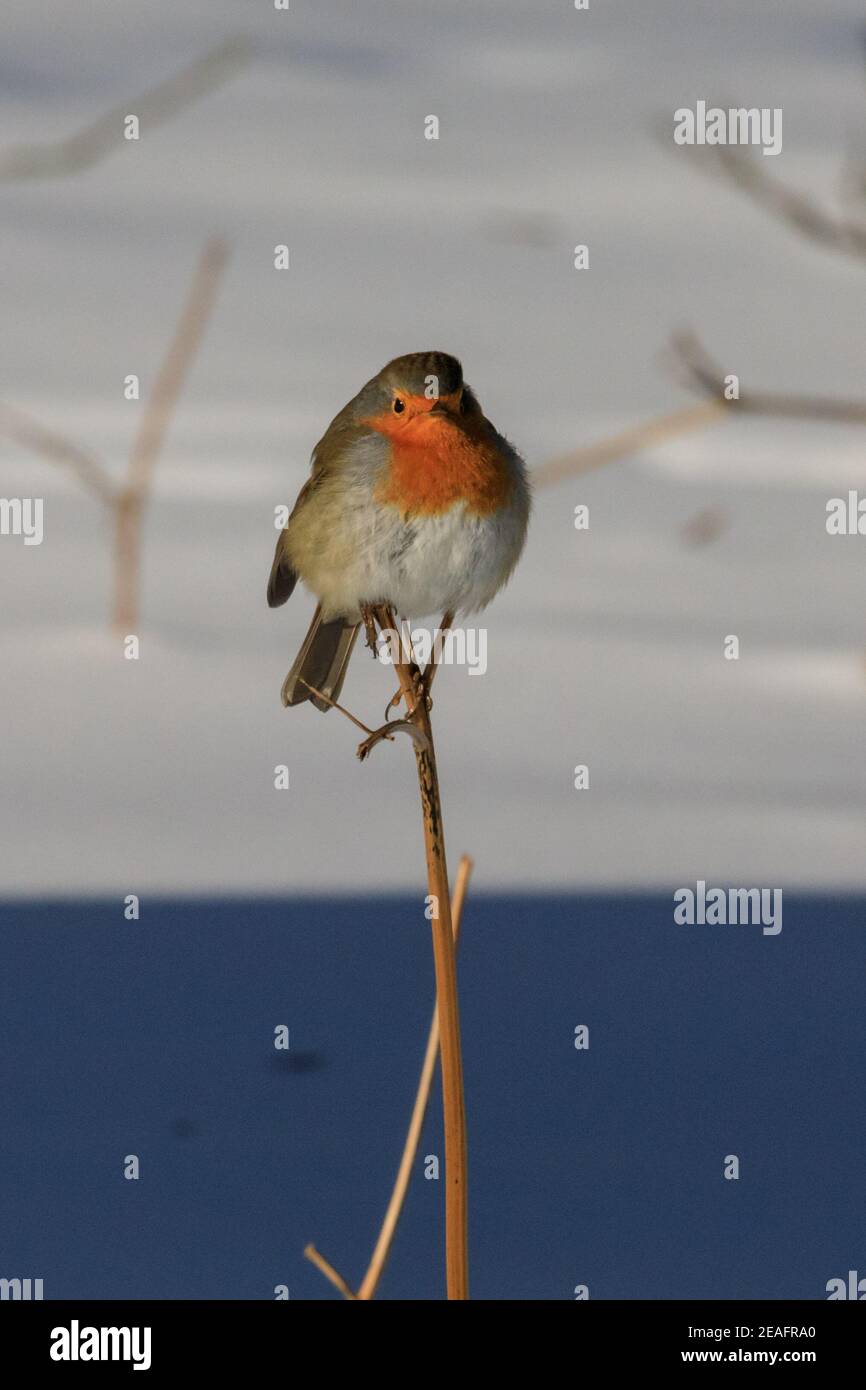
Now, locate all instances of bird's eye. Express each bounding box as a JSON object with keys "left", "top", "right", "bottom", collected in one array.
[{"left": 392, "top": 397, "right": 405, "bottom": 414}]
